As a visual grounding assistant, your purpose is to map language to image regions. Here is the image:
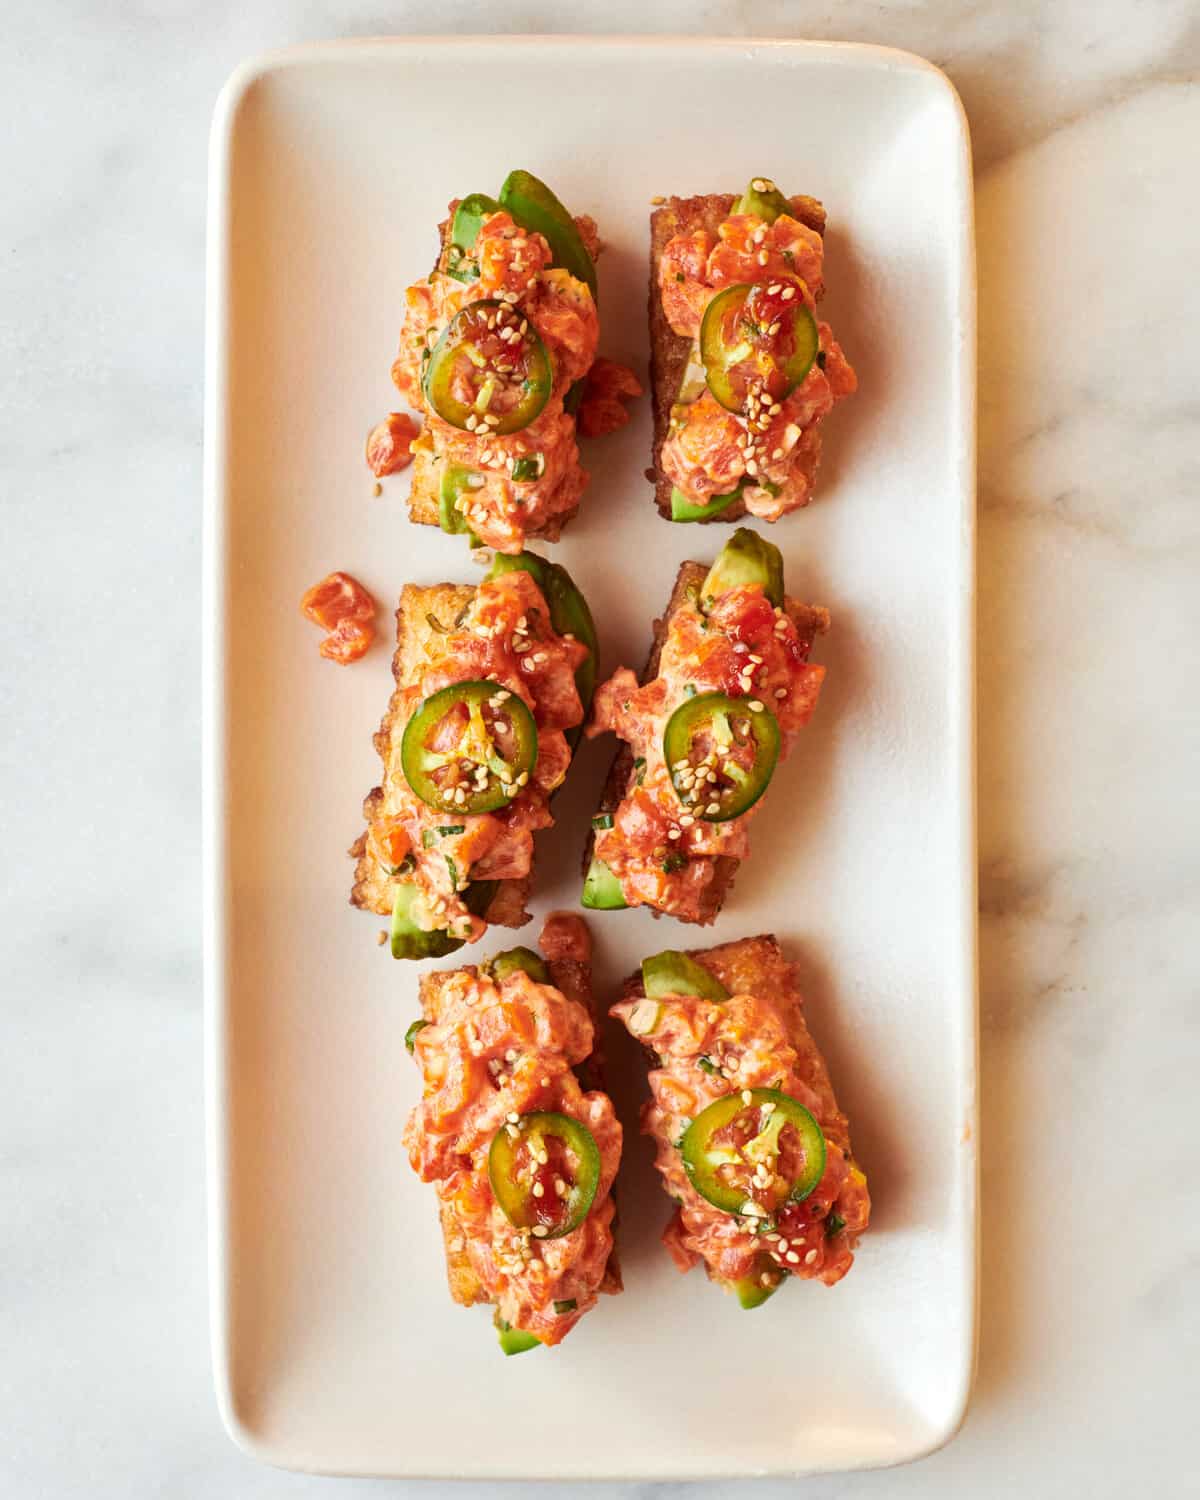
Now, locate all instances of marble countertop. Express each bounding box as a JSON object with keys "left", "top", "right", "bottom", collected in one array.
[{"left": 4, "top": 3, "right": 1196, "bottom": 1497}]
